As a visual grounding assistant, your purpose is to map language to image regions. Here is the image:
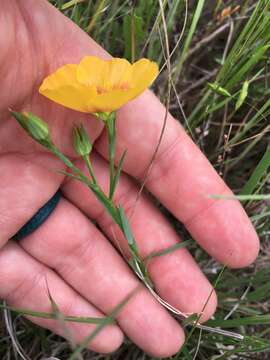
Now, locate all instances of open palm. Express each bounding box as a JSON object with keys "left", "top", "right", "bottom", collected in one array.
[{"left": 0, "top": 0, "right": 259, "bottom": 357}]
